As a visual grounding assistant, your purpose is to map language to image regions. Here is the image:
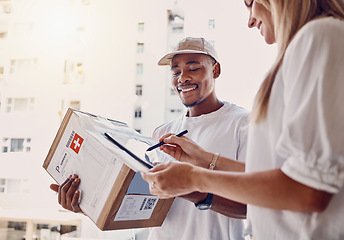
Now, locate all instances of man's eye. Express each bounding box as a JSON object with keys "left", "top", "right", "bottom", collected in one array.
[
  {"left": 172, "top": 71, "right": 181, "bottom": 77},
  {"left": 189, "top": 68, "right": 200, "bottom": 72}
]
